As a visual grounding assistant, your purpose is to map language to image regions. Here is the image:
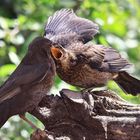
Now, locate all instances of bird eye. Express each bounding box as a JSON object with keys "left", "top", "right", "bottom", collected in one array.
[
  {"left": 70, "top": 59, "right": 77, "bottom": 66},
  {"left": 77, "top": 54, "right": 85, "bottom": 62}
]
